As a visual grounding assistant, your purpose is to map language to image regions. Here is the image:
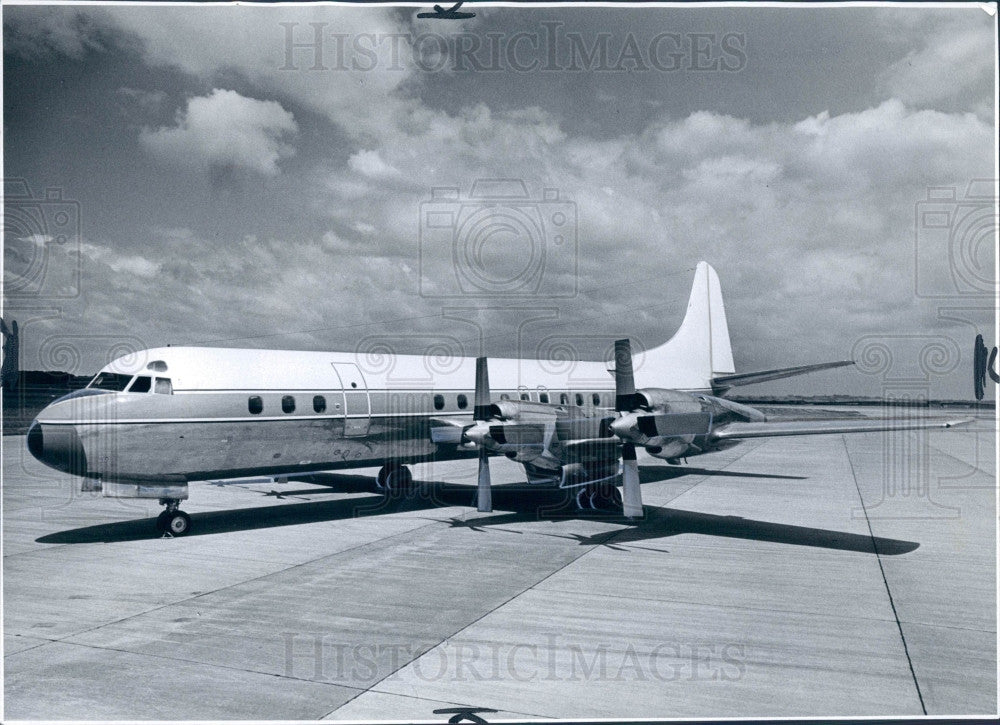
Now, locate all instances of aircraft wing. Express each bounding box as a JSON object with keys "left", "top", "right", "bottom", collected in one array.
[
  {"left": 712, "top": 416, "right": 973, "bottom": 440},
  {"left": 711, "top": 360, "right": 854, "bottom": 393}
]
